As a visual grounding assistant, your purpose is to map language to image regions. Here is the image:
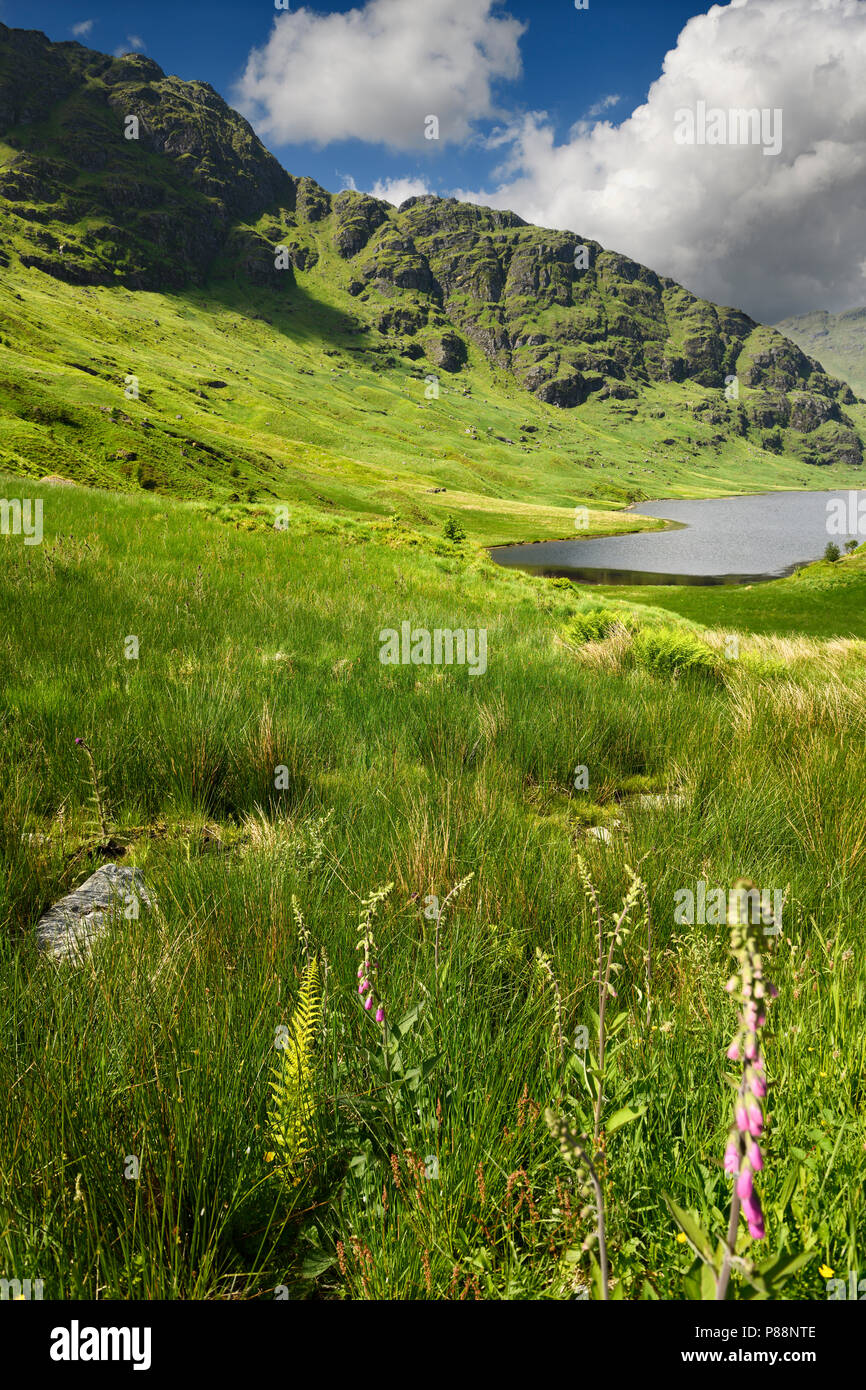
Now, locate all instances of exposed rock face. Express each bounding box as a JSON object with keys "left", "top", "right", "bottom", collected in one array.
[
  {"left": 359, "top": 229, "right": 434, "bottom": 294},
  {"left": 295, "top": 176, "right": 330, "bottom": 223},
  {"left": 426, "top": 331, "right": 467, "bottom": 372},
  {"left": 36, "top": 864, "right": 155, "bottom": 964},
  {"left": 332, "top": 191, "right": 389, "bottom": 258},
  {"left": 0, "top": 24, "right": 293, "bottom": 289},
  {"left": 222, "top": 226, "right": 294, "bottom": 288}
]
